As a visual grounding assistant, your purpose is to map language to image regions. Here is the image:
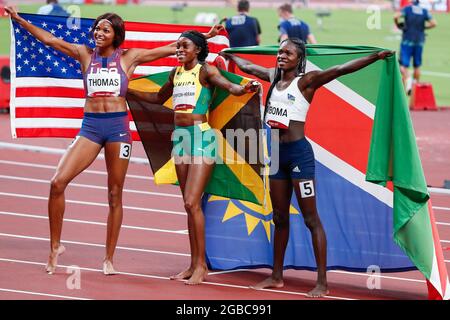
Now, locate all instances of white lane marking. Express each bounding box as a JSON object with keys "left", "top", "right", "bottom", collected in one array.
[
  {"left": 0, "top": 233, "right": 189, "bottom": 257},
  {"left": 0, "top": 159, "right": 154, "bottom": 180},
  {"left": 0, "top": 258, "right": 354, "bottom": 300},
  {"left": 209, "top": 268, "right": 426, "bottom": 284},
  {"left": 0, "top": 142, "right": 149, "bottom": 165},
  {"left": 0, "top": 211, "right": 187, "bottom": 235},
  {"left": 0, "top": 288, "right": 90, "bottom": 300},
  {"left": 434, "top": 206, "right": 450, "bottom": 212},
  {"left": 0, "top": 174, "right": 181, "bottom": 198},
  {"left": 0, "top": 192, "right": 186, "bottom": 216}
]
